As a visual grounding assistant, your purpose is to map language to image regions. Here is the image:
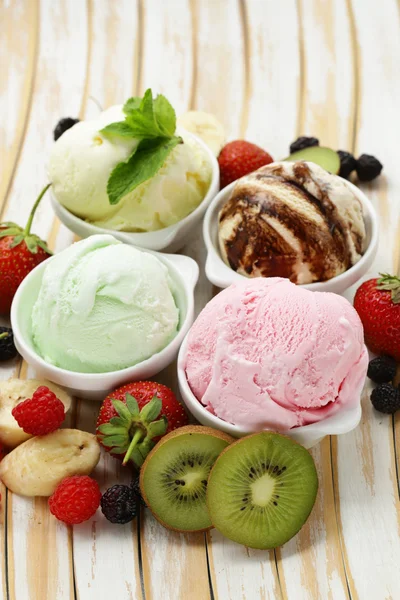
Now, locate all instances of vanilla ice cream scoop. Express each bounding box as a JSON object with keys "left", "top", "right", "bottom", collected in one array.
[
  {"left": 31, "top": 235, "right": 179, "bottom": 373},
  {"left": 218, "top": 161, "right": 366, "bottom": 284},
  {"left": 48, "top": 105, "right": 212, "bottom": 232}
]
